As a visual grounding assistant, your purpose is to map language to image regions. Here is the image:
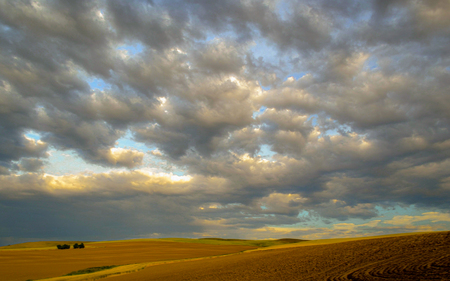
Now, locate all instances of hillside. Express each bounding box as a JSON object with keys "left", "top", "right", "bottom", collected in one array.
[
  {"left": 1, "top": 232, "right": 448, "bottom": 280},
  {"left": 108, "top": 231, "right": 450, "bottom": 281}
]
